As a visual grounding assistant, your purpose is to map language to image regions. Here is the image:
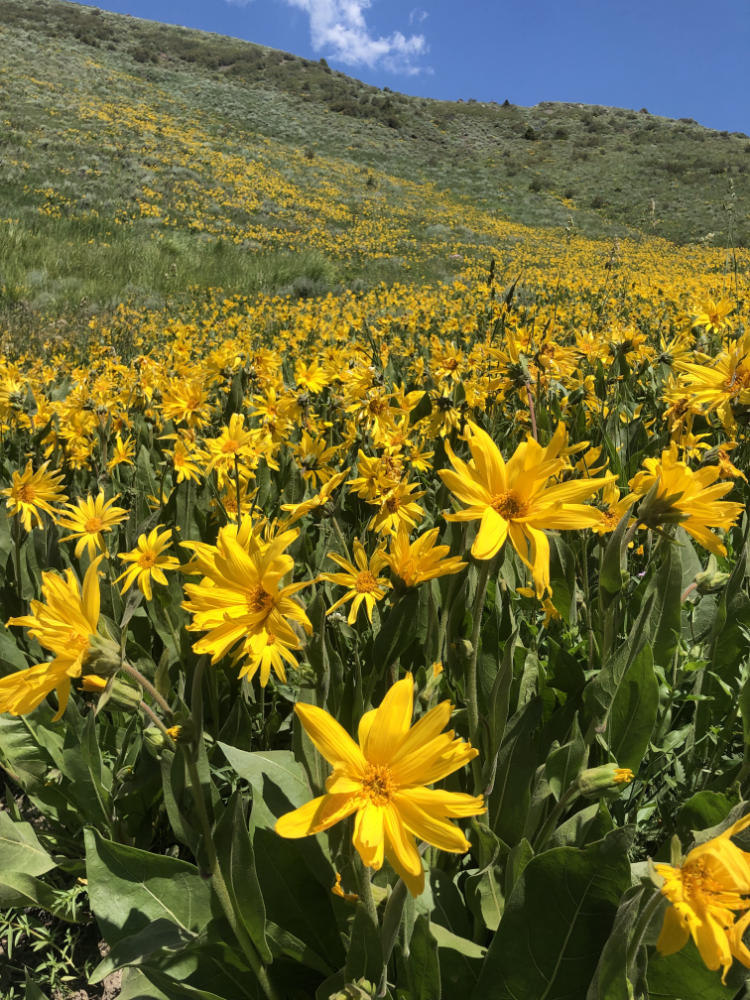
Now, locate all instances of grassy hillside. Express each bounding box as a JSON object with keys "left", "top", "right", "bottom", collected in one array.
[{"left": 0, "top": 0, "right": 748, "bottom": 338}]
